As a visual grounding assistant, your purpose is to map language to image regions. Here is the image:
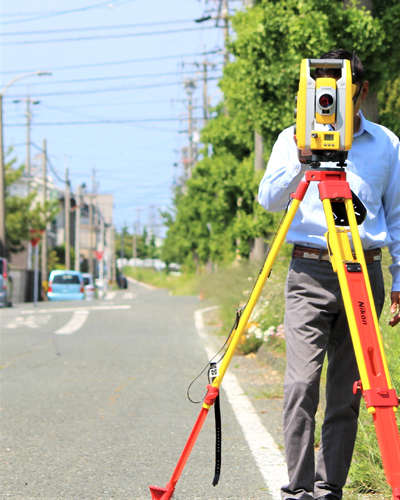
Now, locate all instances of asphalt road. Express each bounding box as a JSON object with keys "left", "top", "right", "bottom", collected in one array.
[{"left": 0, "top": 281, "right": 285, "bottom": 500}]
